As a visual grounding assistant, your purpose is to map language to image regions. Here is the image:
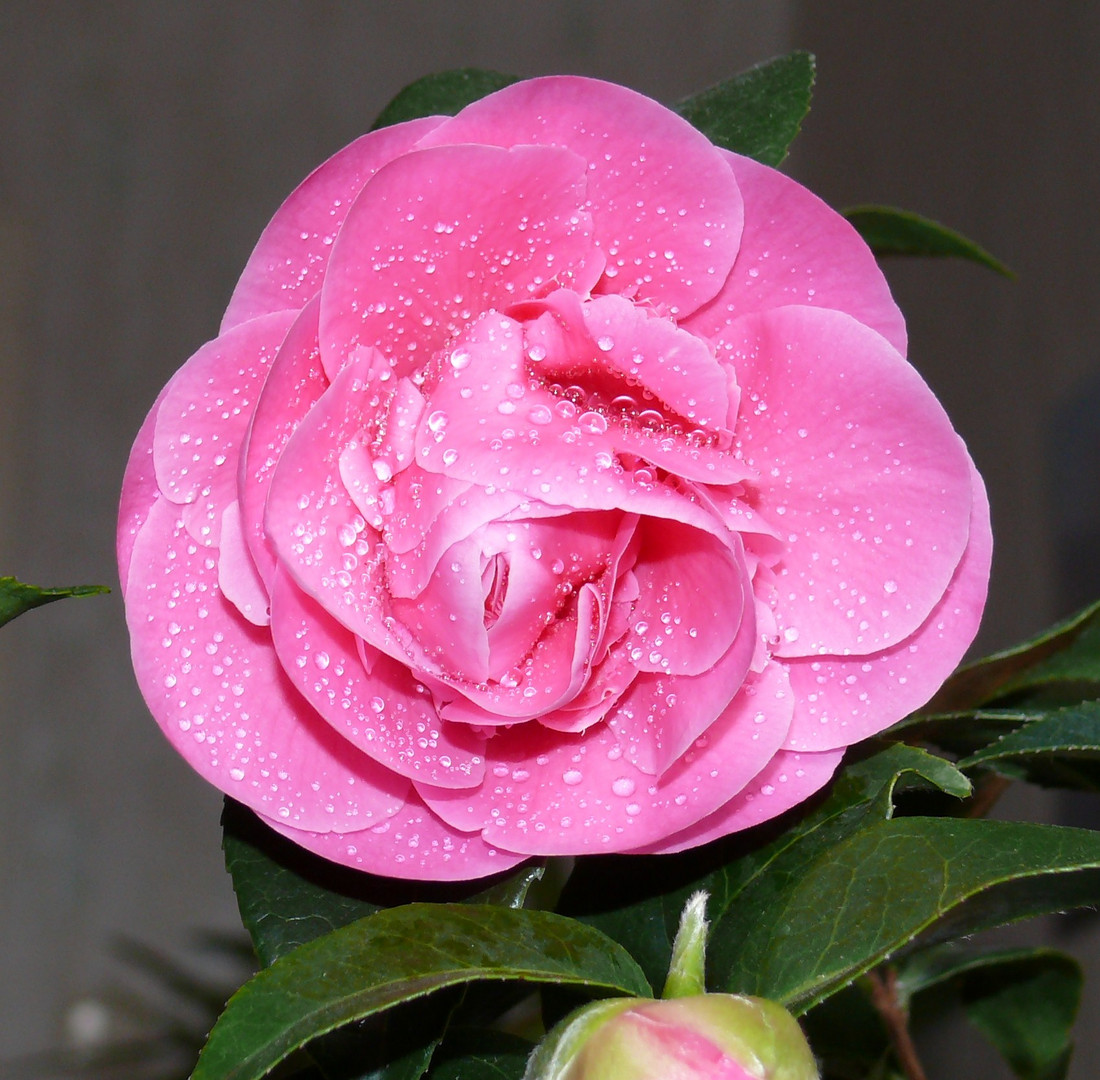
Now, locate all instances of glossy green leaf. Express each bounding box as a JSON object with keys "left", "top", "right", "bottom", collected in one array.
[
  {"left": 720, "top": 819, "right": 1100, "bottom": 1013},
  {"left": 844, "top": 205, "right": 1013, "bottom": 276},
  {"left": 192, "top": 904, "right": 650, "bottom": 1080},
  {"left": 222, "top": 800, "right": 544, "bottom": 968},
  {"left": 568, "top": 744, "right": 968, "bottom": 992},
  {"left": 372, "top": 69, "right": 519, "bottom": 130},
  {"left": 956, "top": 701, "right": 1100, "bottom": 790},
  {"left": 924, "top": 600, "right": 1100, "bottom": 713},
  {"left": 0, "top": 576, "right": 109, "bottom": 629},
  {"left": 707, "top": 746, "right": 969, "bottom": 997},
  {"left": 674, "top": 51, "right": 815, "bottom": 166}
]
